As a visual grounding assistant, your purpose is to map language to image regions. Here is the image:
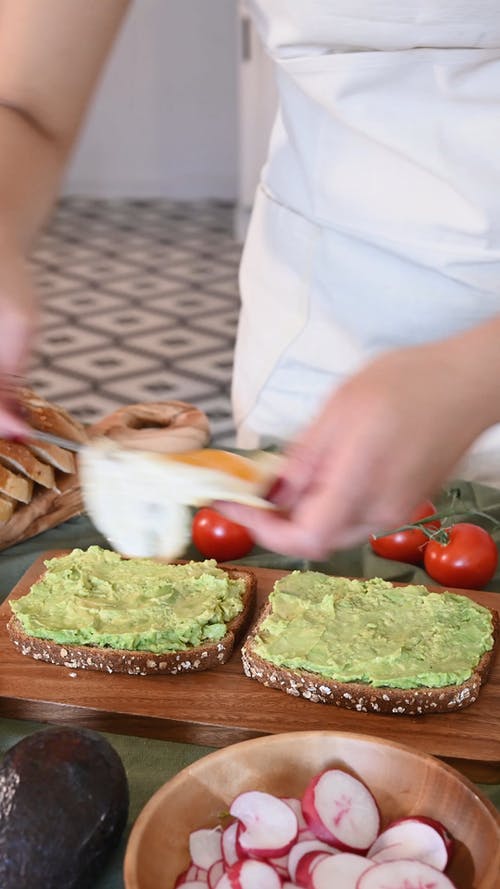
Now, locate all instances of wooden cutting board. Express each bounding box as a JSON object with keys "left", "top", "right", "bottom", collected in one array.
[{"left": 0, "top": 554, "right": 499, "bottom": 780}]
